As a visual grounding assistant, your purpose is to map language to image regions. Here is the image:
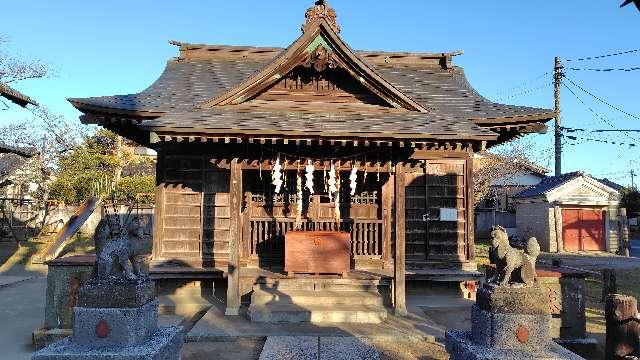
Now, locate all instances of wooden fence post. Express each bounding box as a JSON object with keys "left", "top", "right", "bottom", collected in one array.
[
  {"left": 602, "top": 269, "right": 617, "bottom": 302},
  {"left": 605, "top": 294, "right": 640, "bottom": 360}
]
